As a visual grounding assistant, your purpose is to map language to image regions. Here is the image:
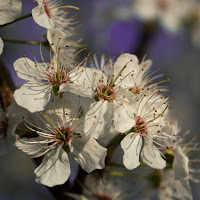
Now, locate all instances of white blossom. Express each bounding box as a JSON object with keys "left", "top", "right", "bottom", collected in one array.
[
  {"left": 32, "top": 0, "right": 79, "bottom": 31},
  {"left": 62, "top": 54, "right": 134, "bottom": 139},
  {"left": 13, "top": 49, "right": 89, "bottom": 112},
  {"left": 15, "top": 95, "right": 107, "bottom": 187},
  {"left": 114, "top": 87, "right": 172, "bottom": 170}
]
